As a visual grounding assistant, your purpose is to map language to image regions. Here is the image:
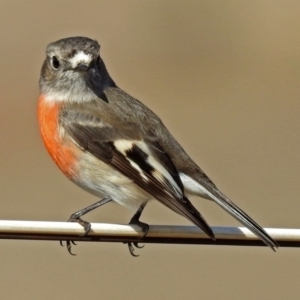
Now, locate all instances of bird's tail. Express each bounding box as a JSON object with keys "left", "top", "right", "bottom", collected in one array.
[{"left": 183, "top": 175, "right": 278, "bottom": 250}]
